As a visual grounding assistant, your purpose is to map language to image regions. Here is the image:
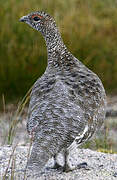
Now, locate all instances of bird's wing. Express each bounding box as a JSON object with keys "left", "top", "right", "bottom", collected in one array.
[{"left": 27, "top": 76, "right": 86, "bottom": 138}]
